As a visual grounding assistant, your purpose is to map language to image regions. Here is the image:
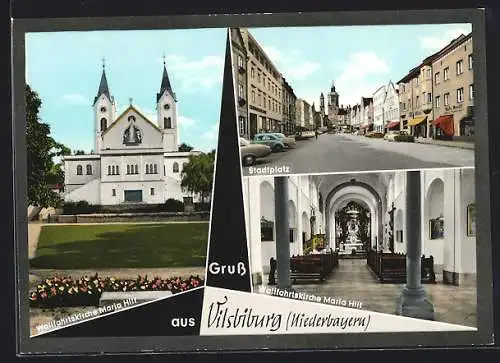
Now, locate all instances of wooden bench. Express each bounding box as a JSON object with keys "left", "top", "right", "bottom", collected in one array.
[
  {"left": 268, "top": 251, "right": 339, "bottom": 285},
  {"left": 367, "top": 250, "right": 436, "bottom": 283}
]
